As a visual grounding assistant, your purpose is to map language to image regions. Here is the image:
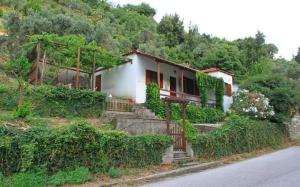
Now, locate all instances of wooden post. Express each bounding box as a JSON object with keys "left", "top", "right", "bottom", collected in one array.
[
  {"left": 40, "top": 50, "right": 46, "bottom": 84},
  {"left": 182, "top": 103, "right": 187, "bottom": 150},
  {"left": 180, "top": 68, "right": 184, "bottom": 98},
  {"left": 156, "top": 60, "right": 160, "bottom": 88},
  {"left": 35, "top": 41, "right": 41, "bottom": 85},
  {"left": 166, "top": 102, "right": 171, "bottom": 134},
  {"left": 92, "top": 52, "right": 96, "bottom": 91},
  {"left": 76, "top": 47, "right": 81, "bottom": 89}
]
